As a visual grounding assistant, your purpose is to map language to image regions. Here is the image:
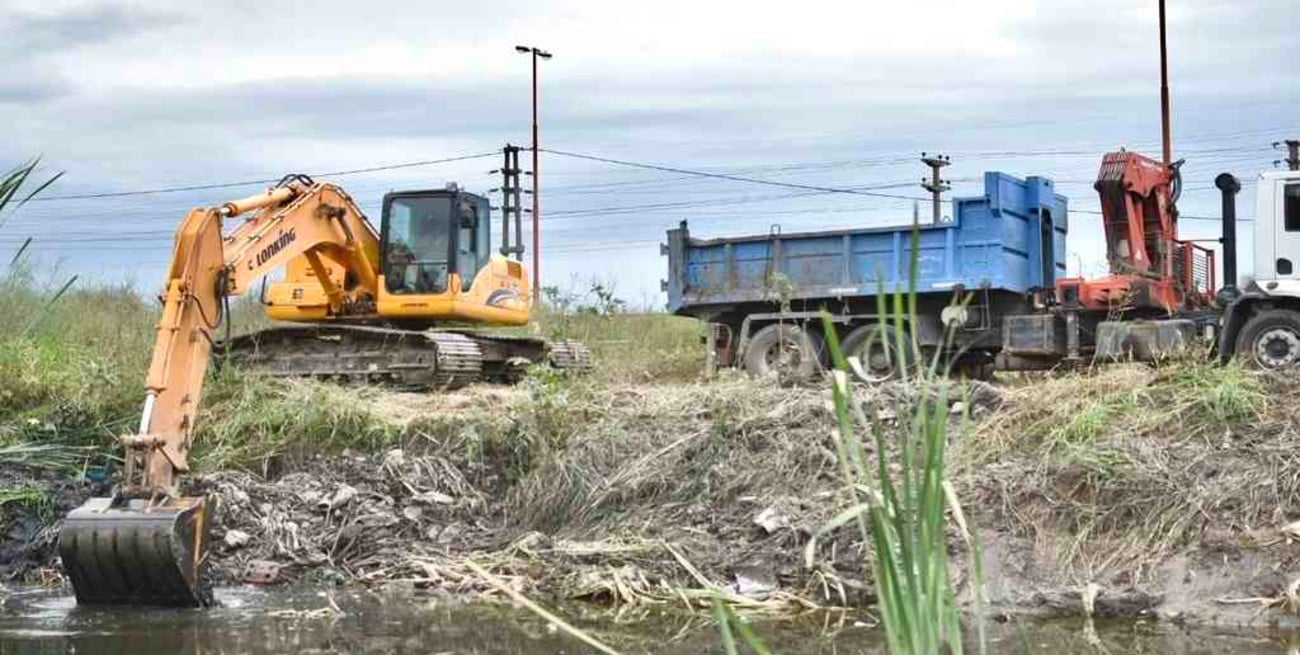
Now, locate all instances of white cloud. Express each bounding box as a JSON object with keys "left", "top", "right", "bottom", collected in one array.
[{"left": 0, "top": 0, "right": 1296, "bottom": 300}]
